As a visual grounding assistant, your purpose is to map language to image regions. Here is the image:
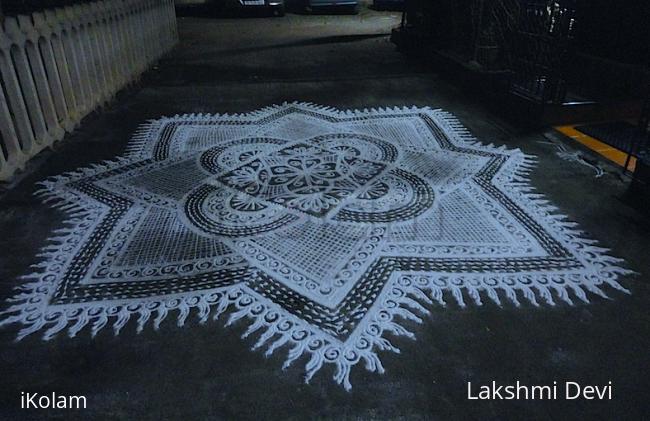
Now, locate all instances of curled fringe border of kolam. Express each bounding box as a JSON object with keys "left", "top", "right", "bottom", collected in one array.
[{"left": 0, "top": 102, "right": 634, "bottom": 390}]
